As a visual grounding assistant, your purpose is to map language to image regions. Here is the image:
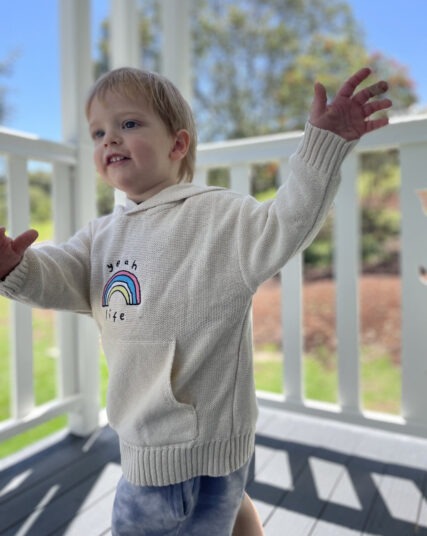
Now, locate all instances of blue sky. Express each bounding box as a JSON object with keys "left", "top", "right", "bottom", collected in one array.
[{"left": 0, "top": 0, "right": 426, "bottom": 142}]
